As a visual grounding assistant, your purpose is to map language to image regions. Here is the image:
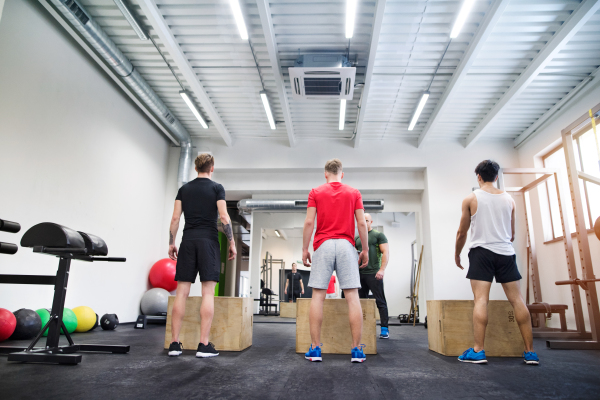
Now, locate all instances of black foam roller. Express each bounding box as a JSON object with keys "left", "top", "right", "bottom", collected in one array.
[
  {"left": 0, "top": 242, "right": 18, "bottom": 255},
  {"left": 0, "top": 219, "right": 20, "bottom": 233}
]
